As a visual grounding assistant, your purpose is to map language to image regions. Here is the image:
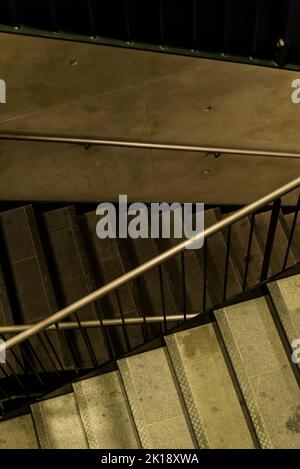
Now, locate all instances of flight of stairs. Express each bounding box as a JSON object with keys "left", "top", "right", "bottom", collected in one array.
[{"left": 0, "top": 271, "right": 299, "bottom": 449}]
